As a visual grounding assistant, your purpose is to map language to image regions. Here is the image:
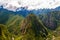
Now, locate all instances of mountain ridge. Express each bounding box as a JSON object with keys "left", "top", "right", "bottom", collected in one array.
[{"left": 0, "top": 6, "right": 60, "bottom": 17}]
